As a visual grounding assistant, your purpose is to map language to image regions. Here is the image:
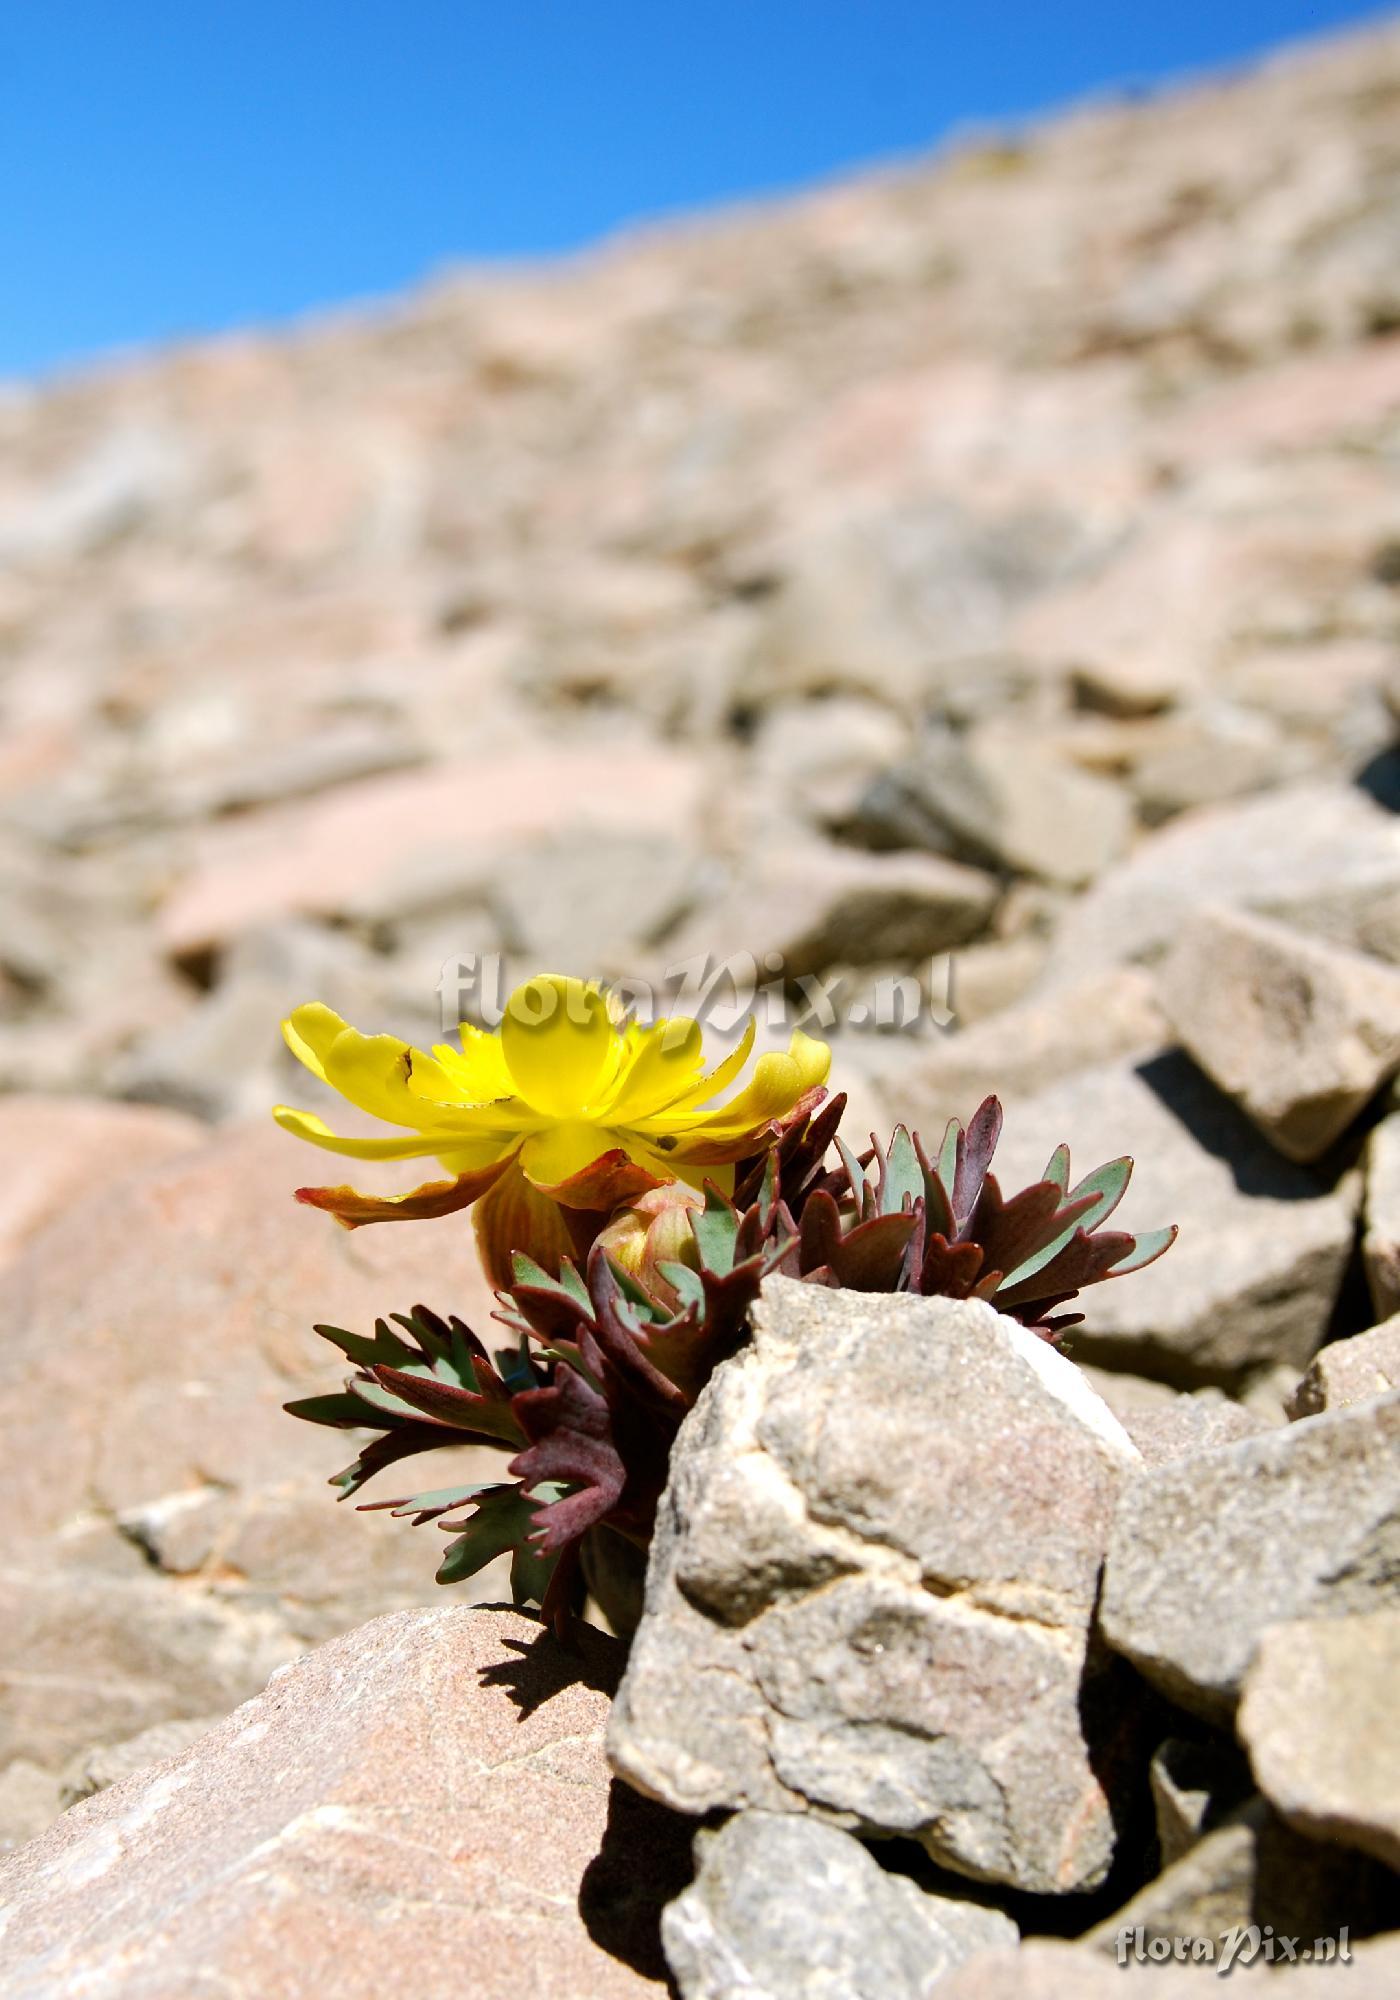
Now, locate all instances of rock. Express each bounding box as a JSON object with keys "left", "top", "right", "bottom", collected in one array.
[
  {"left": 878, "top": 967, "right": 1168, "bottom": 1136},
  {"left": 1098, "top": 1390, "right": 1400, "bottom": 1720},
  {"left": 0, "top": 1095, "right": 202, "bottom": 1268},
  {"left": 939, "top": 1935, "right": 1400, "bottom": 1995},
  {"left": 1155, "top": 907, "right": 1400, "bottom": 1161},
  {"left": 0, "top": 1607, "right": 688, "bottom": 1999},
  {"left": 1083, "top": 1795, "right": 1391, "bottom": 1958},
  {"left": 59, "top": 1716, "right": 226, "bottom": 1808},
  {"left": 750, "top": 696, "right": 912, "bottom": 832},
  {"left": 662, "top": 1811, "right": 1017, "bottom": 2000},
  {"left": 853, "top": 725, "right": 1132, "bottom": 889},
  {"left": 665, "top": 842, "right": 998, "bottom": 981},
  {"left": 1148, "top": 1737, "right": 1255, "bottom": 1866},
  {"left": 1362, "top": 1110, "right": 1400, "bottom": 1320},
  {"left": 0, "top": 1122, "right": 504, "bottom": 1778},
  {"left": 1287, "top": 1314, "right": 1400, "bottom": 1417},
  {"left": 155, "top": 745, "right": 705, "bottom": 960},
  {"left": 490, "top": 831, "right": 700, "bottom": 975},
  {"left": 1128, "top": 709, "right": 1303, "bottom": 827},
  {"left": 1237, "top": 1612, "right": 1400, "bottom": 1870},
  {"left": 1042, "top": 783, "right": 1400, "bottom": 988},
  {"left": 0, "top": 1763, "right": 62, "bottom": 1853},
  {"left": 986, "top": 1053, "right": 1356, "bottom": 1386},
  {"left": 1104, "top": 1390, "right": 1273, "bottom": 1468},
  {"left": 609, "top": 1282, "right": 1142, "bottom": 1895}
]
